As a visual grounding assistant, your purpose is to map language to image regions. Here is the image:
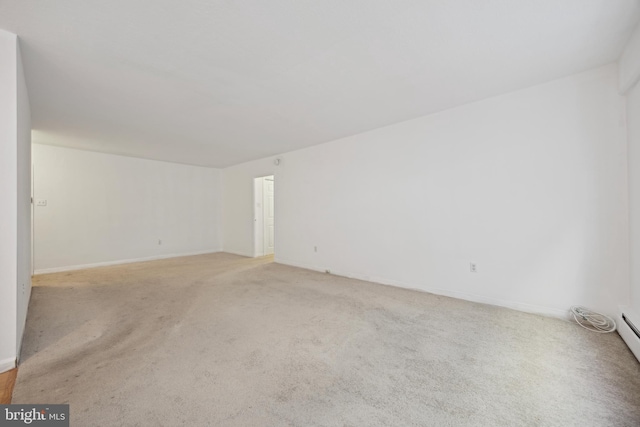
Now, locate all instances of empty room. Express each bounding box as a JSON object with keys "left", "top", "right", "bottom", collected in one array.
[{"left": 2, "top": 1, "right": 640, "bottom": 426}]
